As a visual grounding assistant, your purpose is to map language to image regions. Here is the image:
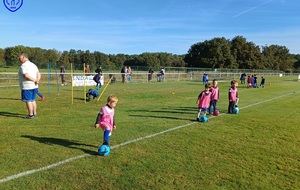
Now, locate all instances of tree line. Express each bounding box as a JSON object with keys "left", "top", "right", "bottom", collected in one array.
[{"left": 1, "top": 35, "right": 299, "bottom": 72}]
